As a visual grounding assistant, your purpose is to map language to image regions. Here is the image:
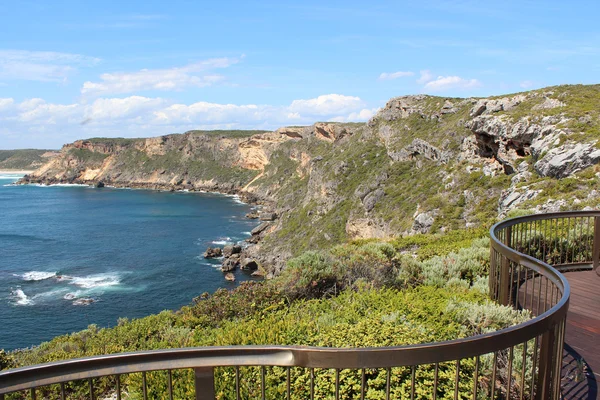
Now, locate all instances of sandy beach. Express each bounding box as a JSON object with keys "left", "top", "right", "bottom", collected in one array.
[{"left": 0, "top": 170, "right": 34, "bottom": 174}]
